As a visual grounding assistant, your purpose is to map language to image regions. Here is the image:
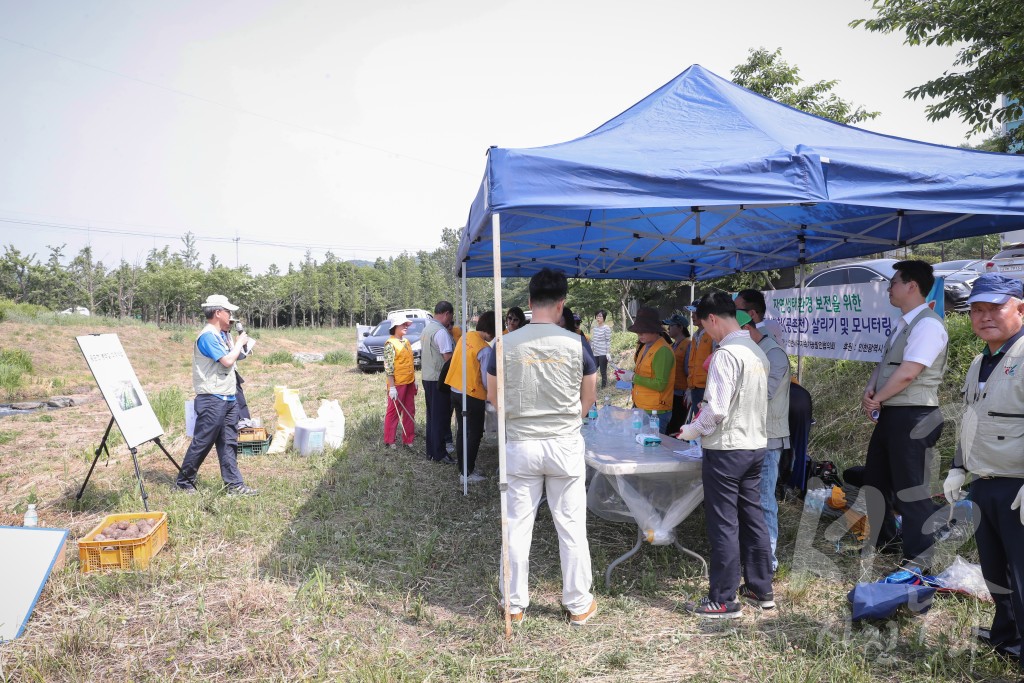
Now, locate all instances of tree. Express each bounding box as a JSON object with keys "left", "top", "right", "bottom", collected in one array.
[
  {"left": 851, "top": 0, "right": 1024, "bottom": 145},
  {"left": 732, "top": 48, "right": 881, "bottom": 125}
]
